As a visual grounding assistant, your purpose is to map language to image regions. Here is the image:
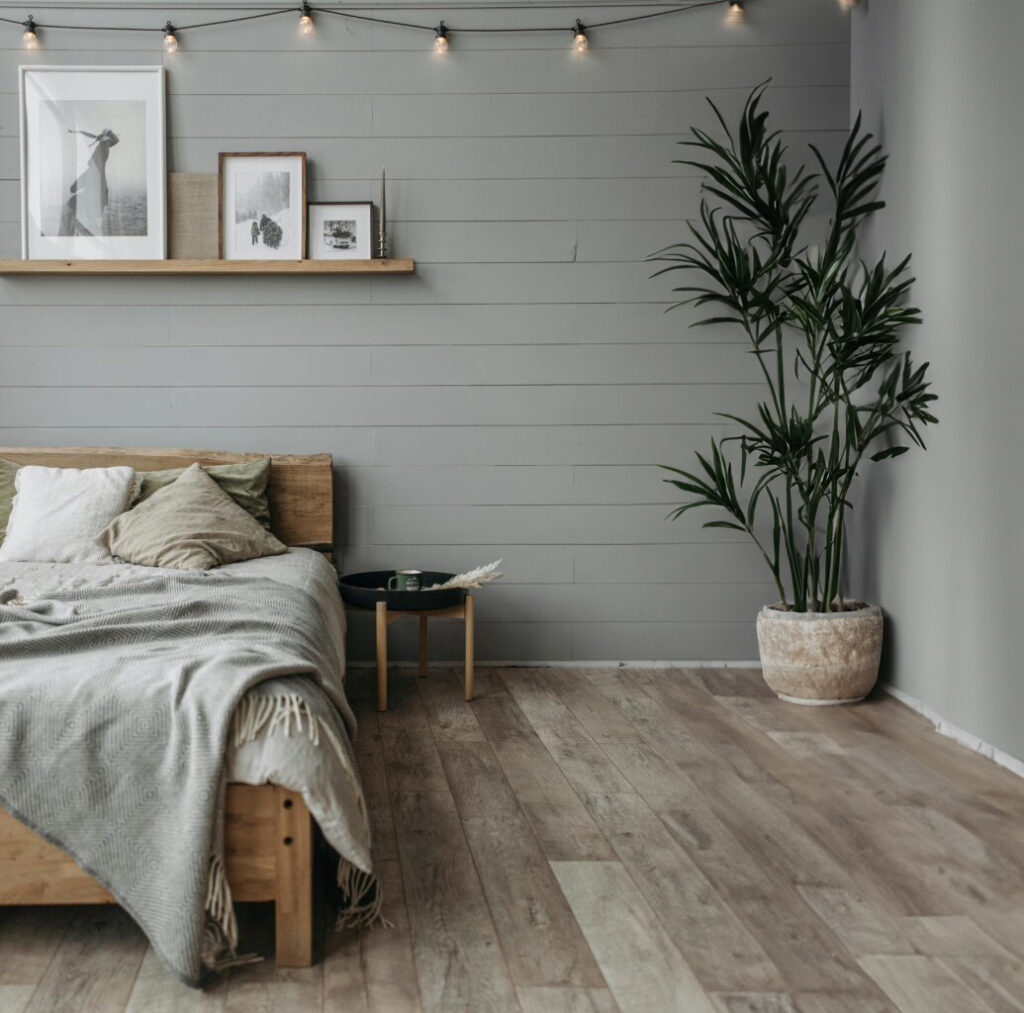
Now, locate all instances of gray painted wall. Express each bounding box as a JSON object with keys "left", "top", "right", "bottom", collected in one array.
[
  {"left": 0, "top": 0, "right": 849, "bottom": 661},
  {"left": 849, "top": 0, "right": 1024, "bottom": 760}
]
